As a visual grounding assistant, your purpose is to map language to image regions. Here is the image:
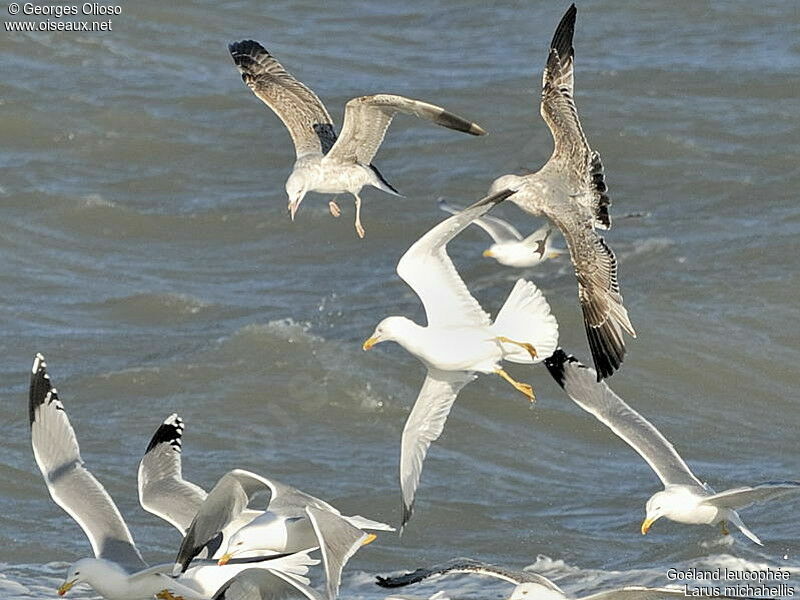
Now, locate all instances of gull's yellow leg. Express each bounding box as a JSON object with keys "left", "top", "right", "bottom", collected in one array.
[
  {"left": 495, "top": 368, "right": 535, "bottom": 403},
  {"left": 496, "top": 336, "right": 538, "bottom": 360},
  {"left": 156, "top": 591, "right": 185, "bottom": 600},
  {"left": 354, "top": 193, "right": 365, "bottom": 238},
  {"left": 721, "top": 520, "right": 730, "bottom": 535},
  {"left": 329, "top": 198, "right": 341, "bottom": 217}
]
